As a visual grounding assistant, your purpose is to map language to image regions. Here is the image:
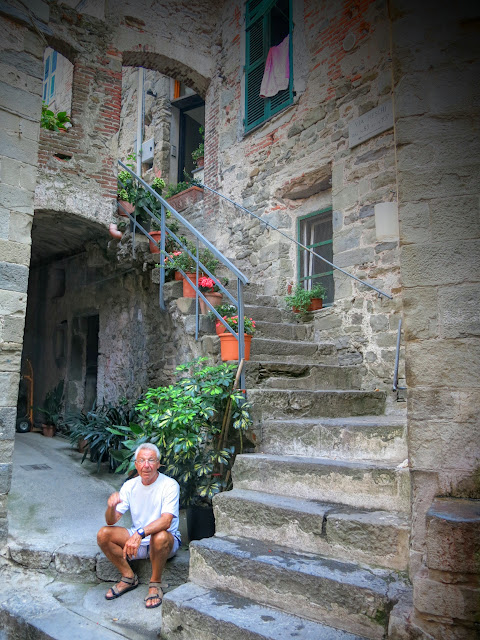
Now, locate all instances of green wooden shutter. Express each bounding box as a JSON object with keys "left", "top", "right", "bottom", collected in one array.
[{"left": 245, "top": 0, "right": 293, "bottom": 133}]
